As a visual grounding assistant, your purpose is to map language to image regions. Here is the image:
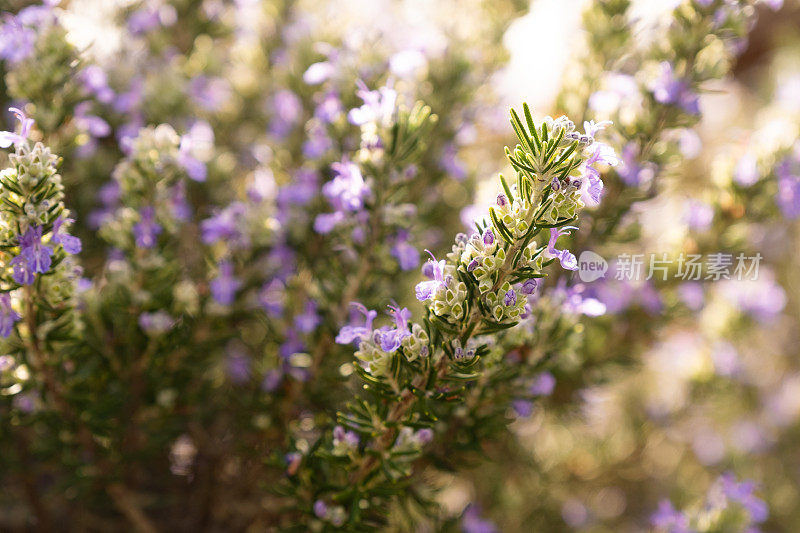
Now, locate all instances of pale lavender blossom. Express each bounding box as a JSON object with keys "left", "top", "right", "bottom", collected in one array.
[
  {"left": 415, "top": 252, "right": 447, "bottom": 301},
  {"left": 547, "top": 227, "right": 578, "bottom": 271},
  {"left": 0, "top": 16, "right": 36, "bottom": 65},
  {"left": 303, "top": 61, "right": 335, "bottom": 85},
  {"left": 0, "top": 107, "right": 34, "bottom": 148},
  {"left": 376, "top": 305, "right": 411, "bottom": 353},
  {"left": 51, "top": 216, "right": 82, "bottom": 254},
  {"left": 322, "top": 159, "right": 370, "bottom": 212},
  {"left": 348, "top": 80, "right": 397, "bottom": 126},
  {"left": 335, "top": 302, "right": 377, "bottom": 346}
]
